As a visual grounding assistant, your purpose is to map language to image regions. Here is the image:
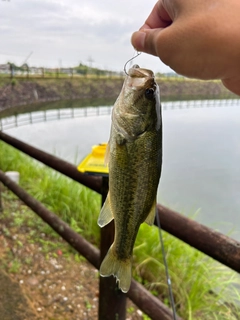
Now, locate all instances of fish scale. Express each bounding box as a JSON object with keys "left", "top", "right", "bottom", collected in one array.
[{"left": 98, "top": 65, "right": 162, "bottom": 293}]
